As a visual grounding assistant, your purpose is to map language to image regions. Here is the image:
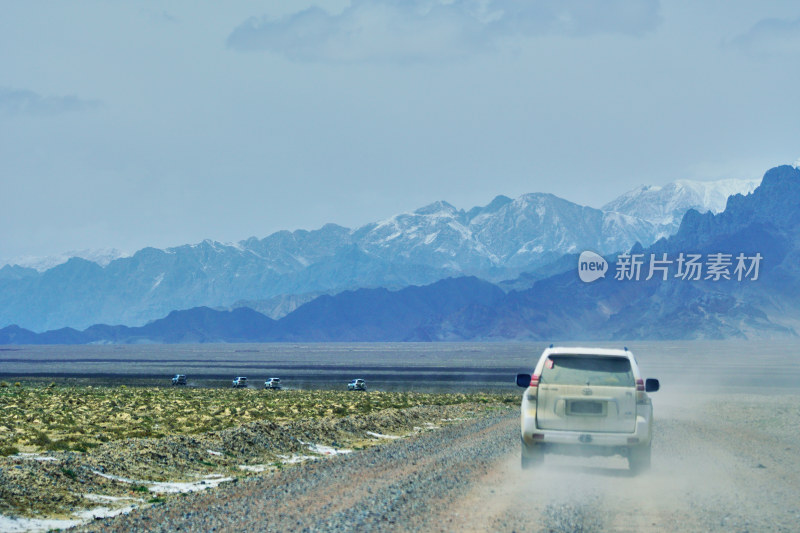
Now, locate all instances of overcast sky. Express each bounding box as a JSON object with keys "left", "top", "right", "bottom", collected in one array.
[{"left": 2, "top": 1, "right": 799, "bottom": 263}]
